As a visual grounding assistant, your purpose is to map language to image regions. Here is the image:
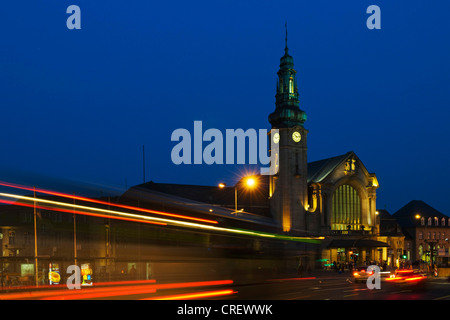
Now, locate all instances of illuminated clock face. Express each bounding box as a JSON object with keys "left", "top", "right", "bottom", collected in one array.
[
  {"left": 273, "top": 132, "right": 280, "bottom": 144},
  {"left": 292, "top": 131, "right": 301, "bottom": 142}
]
